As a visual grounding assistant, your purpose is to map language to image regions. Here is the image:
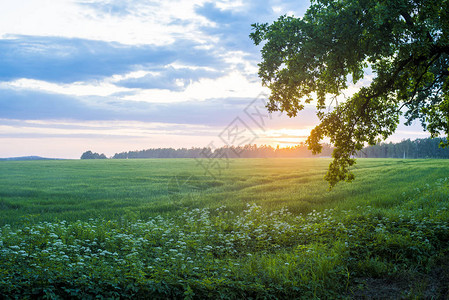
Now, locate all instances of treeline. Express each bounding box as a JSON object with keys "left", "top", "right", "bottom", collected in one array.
[
  {"left": 81, "top": 137, "right": 448, "bottom": 160},
  {"left": 356, "top": 138, "right": 449, "bottom": 159},
  {"left": 111, "top": 144, "right": 334, "bottom": 159}
]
